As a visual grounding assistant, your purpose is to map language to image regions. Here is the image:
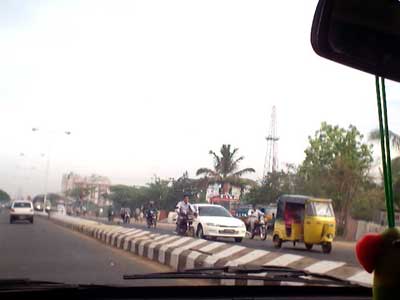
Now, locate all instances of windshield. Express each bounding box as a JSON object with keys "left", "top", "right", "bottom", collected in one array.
[
  {"left": 307, "top": 202, "right": 334, "bottom": 217},
  {"left": 13, "top": 202, "right": 32, "bottom": 208},
  {"left": 198, "top": 206, "right": 232, "bottom": 217},
  {"left": 0, "top": 0, "right": 386, "bottom": 290}
]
